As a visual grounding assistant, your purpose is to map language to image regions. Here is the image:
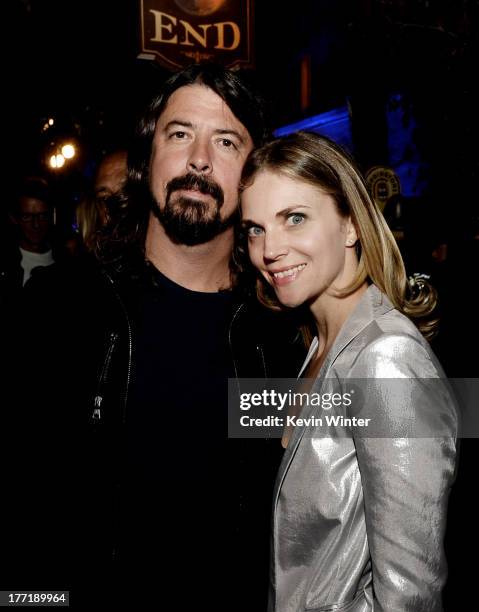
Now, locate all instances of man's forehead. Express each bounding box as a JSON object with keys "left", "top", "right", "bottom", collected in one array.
[{"left": 157, "top": 84, "right": 250, "bottom": 136}]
